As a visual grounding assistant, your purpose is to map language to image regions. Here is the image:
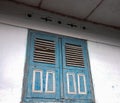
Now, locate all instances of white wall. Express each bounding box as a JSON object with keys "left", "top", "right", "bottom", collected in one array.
[
  {"left": 0, "top": 23, "right": 27, "bottom": 103},
  {"left": 88, "top": 42, "right": 120, "bottom": 103}
]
